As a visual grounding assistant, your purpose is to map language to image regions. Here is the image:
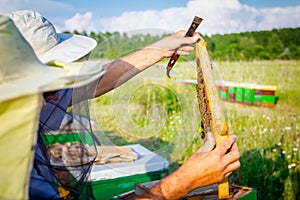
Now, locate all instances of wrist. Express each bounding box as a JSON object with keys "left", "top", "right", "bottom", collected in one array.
[
  {"left": 159, "top": 168, "right": 194, "bottom": 199},
  {"left": 136, "top": 181, "right": 166, "bottom": 200}
]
